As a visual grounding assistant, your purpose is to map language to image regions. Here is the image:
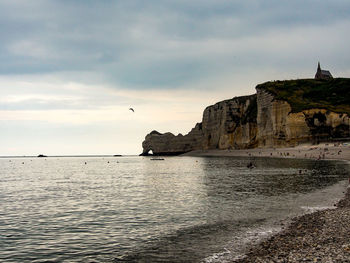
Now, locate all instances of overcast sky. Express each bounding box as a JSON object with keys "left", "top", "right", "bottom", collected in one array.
[{"left": 1, "top": 0, "right": 350, "bottom": 155}]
